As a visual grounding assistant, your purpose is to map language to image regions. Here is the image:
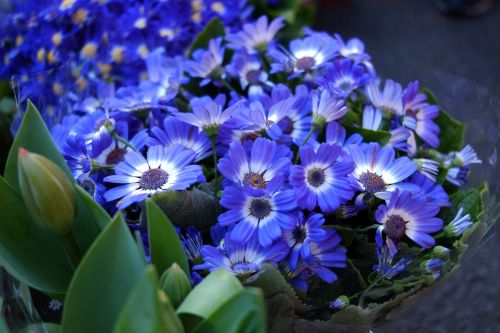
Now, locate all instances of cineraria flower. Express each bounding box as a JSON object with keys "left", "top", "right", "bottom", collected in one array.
[
  {"left": 147, "top": 117, "right": 211, "bottom": 162},
  {"left": 194, "top": 234, "right": 289, "bottom": 277},
  {"left": 329, "top": 295, "right": 350, "bottom": 310},
  {"left": 304, "top": 229, "right": 347, "bottom": 283},
  {"left": 104, "top": 144, "right": 204, "bottom": 209},
  {"left": 373, "top": 245, "right": 411, "bottom": 279},
  {"left": 365, "top": 79, "right": 403, "bottom": 115},
  {"left": 226, "top": 15, "right": 284, "bottom": 52},
  {"left": 319, "top": 59, "right": 370, "bottom": 98},
  {"left": 290, "top": 143, "right": 354, "bottom": 213},
  {"left": 185, "top": 37, "right": 225, "bottom": 86},
  {"left": 180, "top": 226, "right": 204, "bottom": 264},
  {"left": 334, "top": 34, "right": 371, "bottom": 63},
  {"left": 234, "top": 97, "right": 296, "bottom": 133},
  {"left": 409, "top": 172, "right": 451, "bottom": 208},
  {"left": 347, "top": 142, "right": 419, "bottom": 202},
  {"left": 218, "top": 137, "right": 291, "bottom": 189},
  {"left": 174, "top": 98, "right": 245, "bottom": 136},
  {"left": 443, "top": 207, "right": 473, "bottom": 237},
  {"left": 423, "top": 258, "right": 445, "bottom": 279},
  {"left": 324, "top": 121, "right": 363, "bottom": 151},
  {"left": 270, "top": 34, "right": 338, "bottom": 75},
  {"left": 226, "top": 50, "right": 271, "bottom": 96},
  {"left": 218, "top": 183, "right": 297, "bottom": 247},
  {"left": 61, "top": 134, "right": 92, "bottom": 183},
  {"left": 361, "top": 106, "right": 410, "bottom": 152},
  {"left": 444, "top": 145, "right": 482, "bottom": 186},
  {"left": 413, "top": 158, "right": 440, "bottom": 181},
  {"left": 283, "top": 212, "right": 327, "bottom": 270},
  {"left": 311, "top": 90, "right": 348, "bottom": 127},
  {"left": 375, "top": 189, "right": 443, "bottom": 256}
]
